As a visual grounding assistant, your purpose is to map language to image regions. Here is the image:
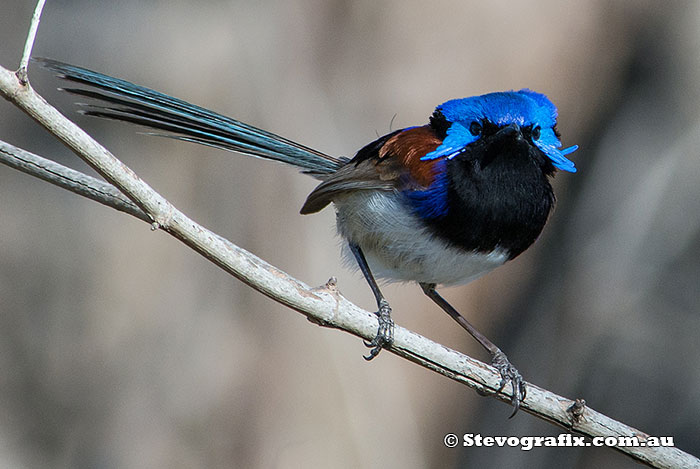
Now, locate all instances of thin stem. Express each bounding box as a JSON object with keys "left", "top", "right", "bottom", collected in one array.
[
  {"left": 0, "top": 140, "right": 149, "bottom": 222},
  {"left": 17, "top": 0, "right": 47, "bottom": 84}
]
